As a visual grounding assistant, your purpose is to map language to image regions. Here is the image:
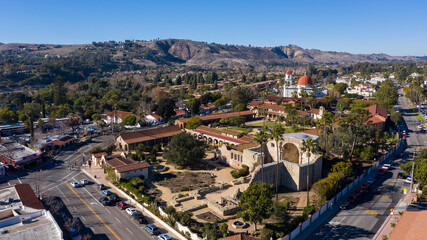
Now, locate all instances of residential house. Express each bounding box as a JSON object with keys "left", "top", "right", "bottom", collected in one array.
[
  {"left": 115, "top": 125, "right": 182, "bottom": 151},
  {"left": 364, "top": 104, "right": 388, "bottom": 131},
  {"left": 346, "top": 84, "right": 376, "bottom": 98},
  {"left": 90, "top": 152, "right": 108, "bottom": 167},
  {"left": 199, "top": 104, "right": 217, "bottom": 114},
  {"left": 105, "top": 110, "right": 139, "bottom": 125},
  {"left": 144, "top": 114, "right": 163, "bottom": 124},
  {"left": 102, "top": 153, "right": 150, "bottom": 179}
]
